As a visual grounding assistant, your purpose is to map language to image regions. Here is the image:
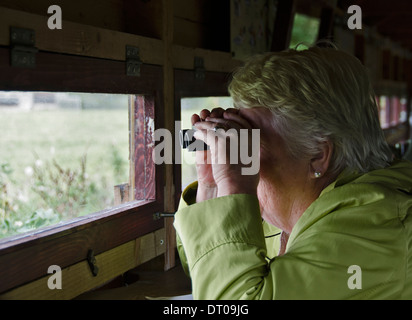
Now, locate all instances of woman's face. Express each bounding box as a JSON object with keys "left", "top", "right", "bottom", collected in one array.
[{"left": 238, "top": 107, "right": 317, "bottom": 233}]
